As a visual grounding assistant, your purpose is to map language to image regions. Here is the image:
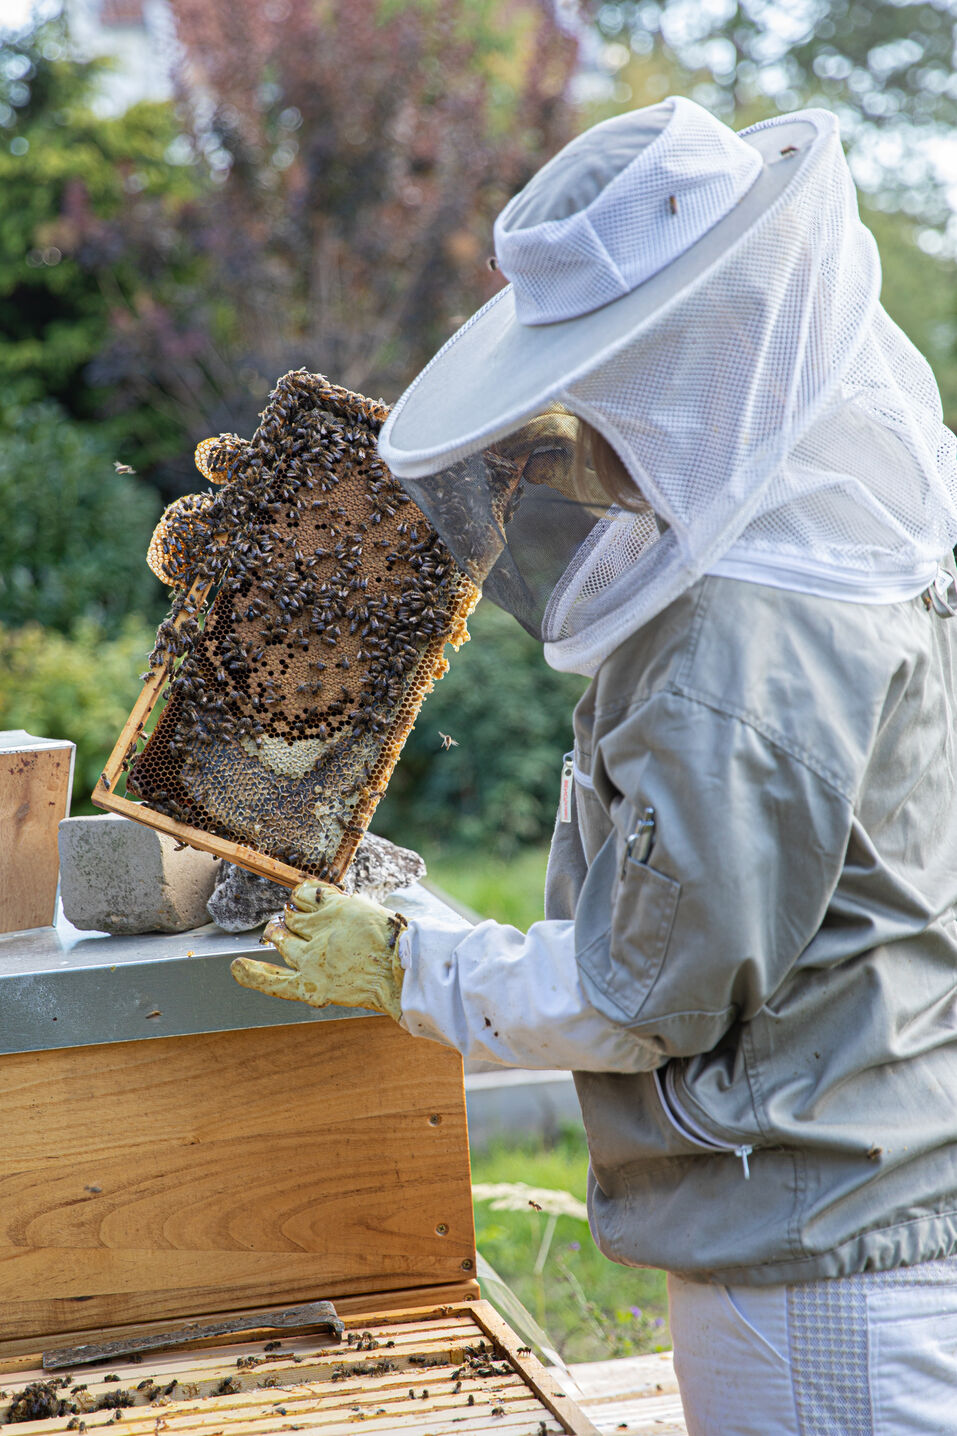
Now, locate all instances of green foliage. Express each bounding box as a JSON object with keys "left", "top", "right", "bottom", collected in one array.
[
  {"left": 426, "top": 844, "right": 551, "bottom": 928},
  {"left": 0, "top": 618, "right": 157, "bottom": 813},
  {"left": 471, "top": 1128, "right": 669, "bottom": 1361},
  {"left": 588, "top": 1, "right": 957, "bottom": 223},
  {"left": 0, "top": 17, "right": 213, "bottom": 473},
  {"left": 0, "top": 400, "right": 164, "bottom": 634},
  {"left": 584, "top": 11, "right": 957, "bottom": 426},
  {"left": 374, "top": 603, "right": 585, "bottom": 860},
  {"left": 862, "top": 201, "right": 957, "bottom": 427}
]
